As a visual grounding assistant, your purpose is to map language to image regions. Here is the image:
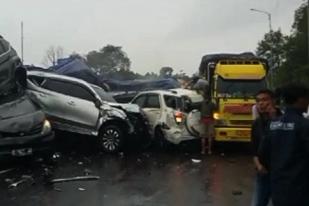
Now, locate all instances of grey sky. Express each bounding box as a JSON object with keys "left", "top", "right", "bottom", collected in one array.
[{"left": 1, "top": 0, "right": 304, "bottom": 75}]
